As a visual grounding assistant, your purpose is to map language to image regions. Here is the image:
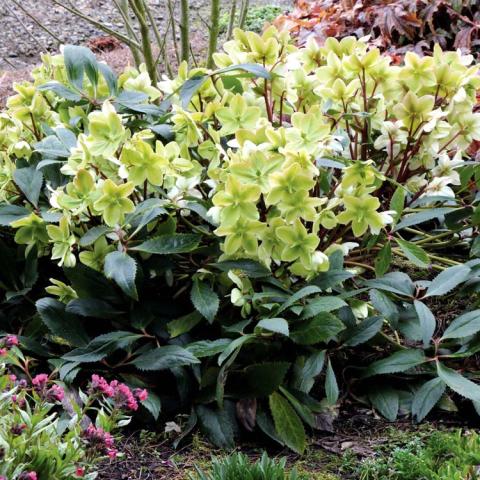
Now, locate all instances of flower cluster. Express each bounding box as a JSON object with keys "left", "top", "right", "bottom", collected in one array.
[
  {"left": 81, "top": 424, "right": 117, "bottom": 459},
  {"left": 89, "top": 374, "right": 148, "bottom": 411},
  {"left": 32, "top": 373, "right": 65, "bottom": 403},
  {"left": 0, "top": 335, "right": 19, "bottom": 357},
  {"left": 0, "top": 28, "right": 476, "bottom": 295}
]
